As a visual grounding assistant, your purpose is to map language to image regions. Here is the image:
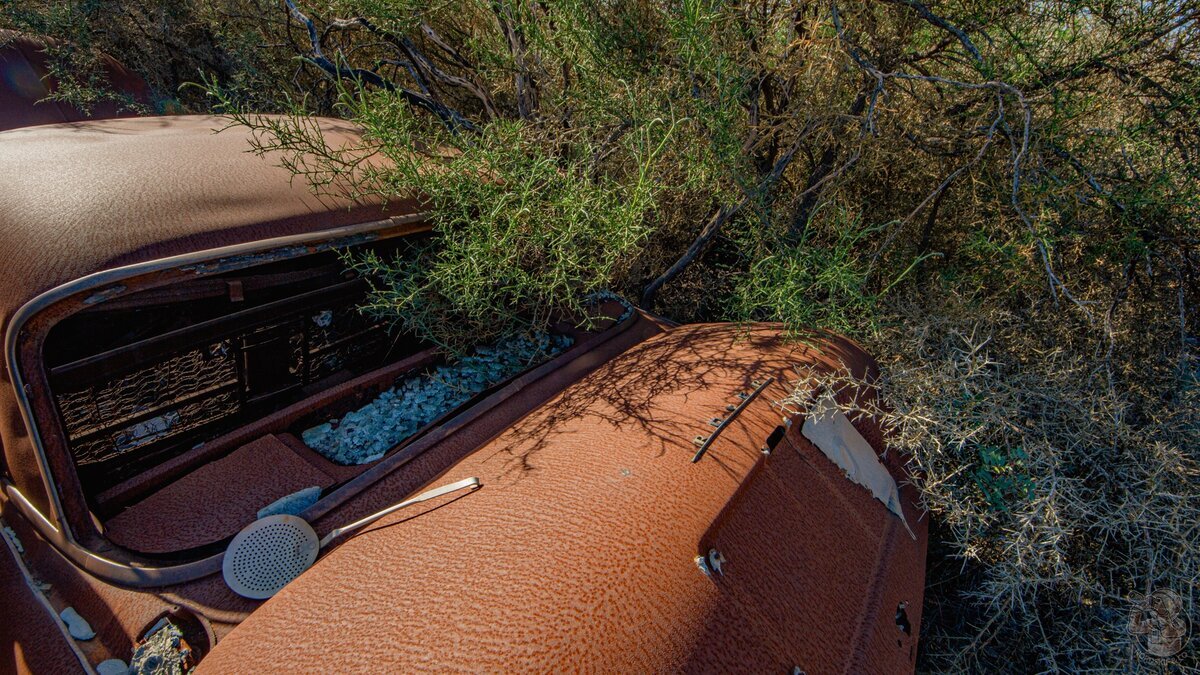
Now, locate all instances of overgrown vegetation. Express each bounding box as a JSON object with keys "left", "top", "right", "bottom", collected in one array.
[
  {"left": 785, "top": 299, "right": 1199, "bottom": 670},
  {"left": 341, "top": 97, "right": 673, "bottom": 350},
  {"left": 4, "top": 0, "right": 1197, "bottom": 670}
]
